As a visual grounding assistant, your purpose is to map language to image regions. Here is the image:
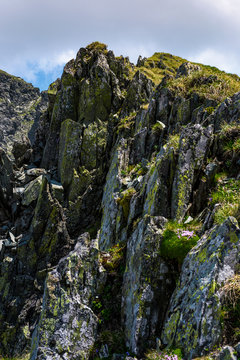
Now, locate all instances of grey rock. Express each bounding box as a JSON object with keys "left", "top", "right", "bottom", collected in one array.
[
  {"left": 212, "top": 92, "right": 240, "bottom": 132},
  {"left": 234, "top": 342, "right": 240, "bottom": 356},
  {"left": 176, "top": 62, "right": 201, "bottom": 78},
  {"left": 21, "top": 175, "right": 43, "bottom": 206},
  {"left": 162, "top": 217, "right": 240, "bottom": 359},
  {"left": 143, "top": 144, "right": 177, "bottom": 219},
  {"left": 219, "top": 346, "right": 237, "bottom": 360},
  {"left": 136, "top": 55, "right": 147, "bottom": 67},
  {"left": 30, "top": 233, "right": 106, "bottom": 360},
  {"left": 58, "top": 119, "right": 82, "bottom": 189},
  {"left": 50, "top": 180, "right": 64, "bottom": 203},
  {"left": 25, "top": 167, "right": 47, "bottom": 178},
  {"left": 99, "top": 140, "right": 129, "bottom": 250},
  {"left": 99, "top": 344, "right": 109, "bottom": 358},
  {"left": 112, "top": 354, "right": 125, "bottom": 360},
  {"left": 171, "top": 124, "right": 213, "bottom": 221},
  {"left": 0, "top": 70, "right": 48, "bottom": 156},
  {"left": 122, "top": 215, "right": 175, "bottom": 355}
]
